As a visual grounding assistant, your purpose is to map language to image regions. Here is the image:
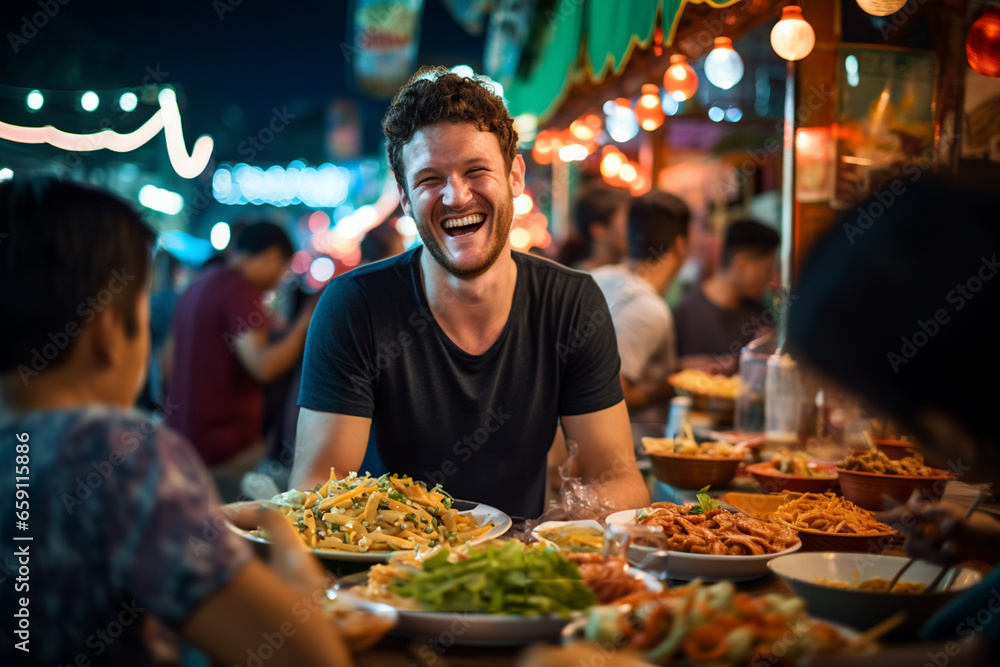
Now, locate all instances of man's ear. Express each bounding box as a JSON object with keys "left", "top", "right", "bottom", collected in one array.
[
  {"left": 88, "top": 306, "right": 121, "bottom": 369},
  {"left": 397, "top": 181, "right": 412, "bottom": 216},
  {"left": 509, "top": 154, "right": 526, "bottom": 198}
]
